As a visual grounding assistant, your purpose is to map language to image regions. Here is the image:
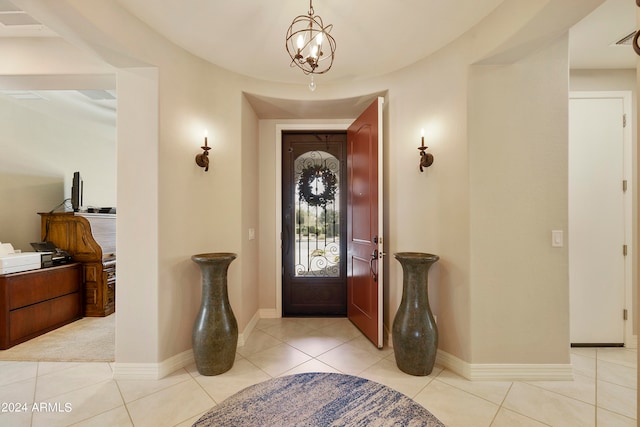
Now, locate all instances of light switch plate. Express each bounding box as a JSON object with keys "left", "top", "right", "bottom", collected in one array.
[{"left": 551, "top": 230, "right": 563, "bottom": 247}]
